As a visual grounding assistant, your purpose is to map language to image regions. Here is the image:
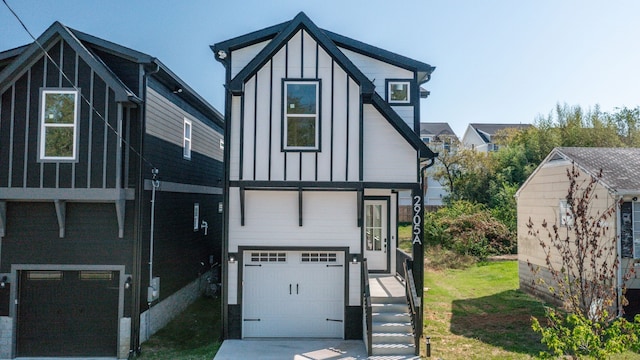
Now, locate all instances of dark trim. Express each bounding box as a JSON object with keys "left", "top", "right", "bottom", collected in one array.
[
  {"left": 385, "top": 78, "right": 415, "bottom": 107},
  {"left": 345, "top": 73, "right": 349, "bottom": 180},
  {"left": 298, "top": 188, "right": 303, "bottom": 226},
  {"left": 253, "top": 73, "right": 258, "bottom": 180},
  {"left": 239, "top": 92, "right": 245, "bottom": 180},
  {"left": 358, "top": 94, "right": 363, "bottom": 182},
  {"left": 239, "top": 186, "right": 245, "bottom": 226},
  {"left": 268, "top": 60, "right": 273, "bottom": 181},
  {"left": 228, "top": 180, "right": 420, "bottom": 190},
  {"left": 412, "top": 73, "right": 420, "bottom": 134},
  {"left": 0, "top": 22, "right": 137, "bottom": 102},
  {"left": 226, "top": 12, "right": 374, "bottom": 96},
  {"left": 325, "top": 29, "right": 435, "bottom": 75}
]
